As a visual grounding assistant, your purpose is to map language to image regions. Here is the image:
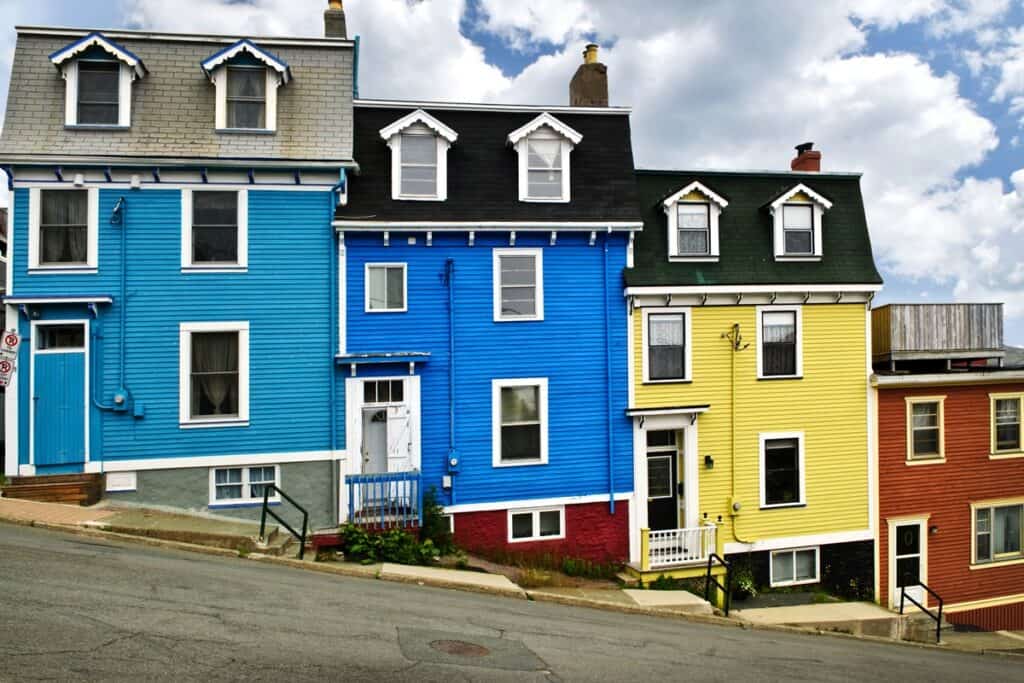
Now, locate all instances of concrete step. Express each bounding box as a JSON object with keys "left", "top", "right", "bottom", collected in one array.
[{"left": 900, "top": 612, "right": 954, "bottom": 644}]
